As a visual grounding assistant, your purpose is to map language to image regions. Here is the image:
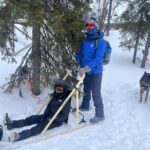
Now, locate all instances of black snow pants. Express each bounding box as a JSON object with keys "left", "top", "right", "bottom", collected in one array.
[
  {"left": 81, "top": 73, "right": 104, "bottom": 118},
  {"left": 11, "top": 114, "right": 62, "bottom": 141}
]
